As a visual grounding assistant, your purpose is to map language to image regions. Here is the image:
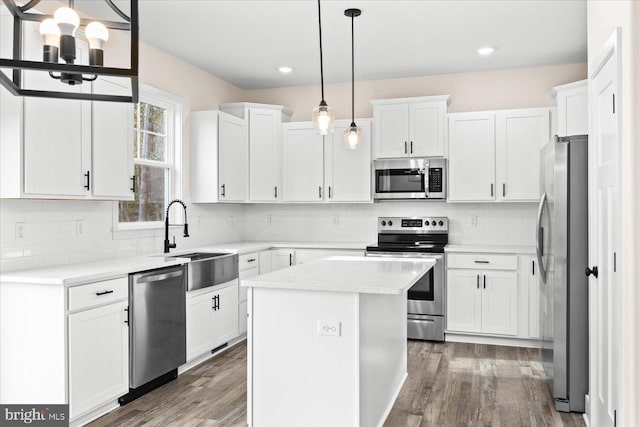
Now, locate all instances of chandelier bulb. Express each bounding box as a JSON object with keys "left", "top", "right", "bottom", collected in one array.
[
  {"left": 86, "top": 22, "right": 109, "bottom": 50},
  {"left": 39, "top": 19, "right": 61, "bottom": 47},
  {"left": 54, "top": 7, "right": 80, "bottom": 36},
  {"left": 312, "top": 101, "right": 335, "bottom": 135}
]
